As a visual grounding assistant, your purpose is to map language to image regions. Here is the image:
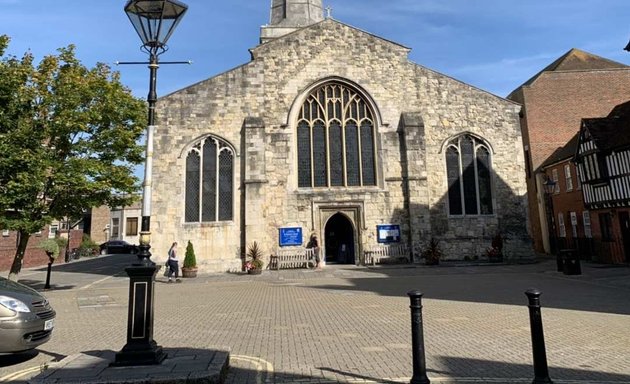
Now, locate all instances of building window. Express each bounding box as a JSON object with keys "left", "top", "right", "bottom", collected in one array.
[
  {"left": 524, "top": 147, "right": 532, "bottom": 179},
  {"left": 551, "top": 169, "right": 560, "bottom": 193},
  {"left": 297, "top": 82, "right": 377, "bottom": 188},
  {"left": 446, "top": 134, "right": 493, "bottom": 215},
  {"left": 48, "top": 224, "right": 58, "bottom": 239},
  {"left": 111, "top": 218, "right": 120, "bottom": 239},
  {"left": 126, "top": 217, "right": 138, "bottom": 236},
  {"left": 583, "top": 211, "right": 591, "bottom": 238},
  {"left": 570, "top": 211, "right": 578, "bottom": 237},
  {"left": 185, "top": 136, "right": 234, "bottom": 223},
  {"left": 558, "top": 213, "right": 566, "bottom": 238},
  {"left": 599, "top": 213, "right": 613, "bottom": 241},
  {"left": 564, "top": 164, "right": 573, "bottom": 191}
]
